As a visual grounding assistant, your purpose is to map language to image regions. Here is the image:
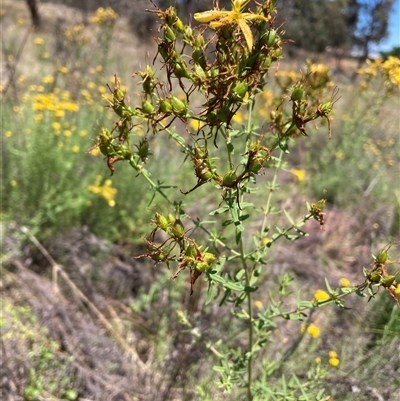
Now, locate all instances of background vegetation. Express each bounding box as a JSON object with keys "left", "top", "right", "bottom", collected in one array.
[{"left": 1, "top": 1, "right": 399, "bottom": 400}]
